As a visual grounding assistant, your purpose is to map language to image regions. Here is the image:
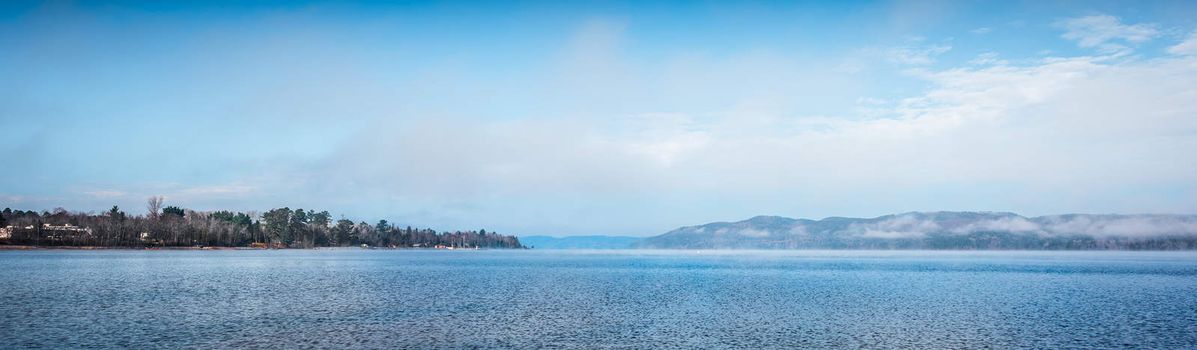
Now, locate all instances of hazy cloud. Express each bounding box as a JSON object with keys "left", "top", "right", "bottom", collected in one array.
[
  {"left": 83, "top": 190, "right": 126, "bottom": 199},
  {"left": 1169, "top": 31, "right": 1197, "bottom": 56},
  {"left": 831, "top": 213, "right": 1197, "bottom": 238},
  {"left": 951, "top": 216, "right": 1041, "bottom": 234},
  {"left": 1059, "top": 15, "right": 1158, "bottom": 53},
  {"left": 718, "top": 227, "right": 771, "bottom": 238},
  {"left": 267, "top": 28, "right": 1197, "bottom": 233},
  {"left": 1038, "top": 215, "right": 1197, "bottom": 238},
  {"left": 5, "top": 5, "right": 1197, "bottom": 235},
  {"left": 969, "top": 52, "right": 1006, "bottom": 66},
  {"left": 877, "top": 40, "right": 953, "bottom": 65},
  {"left": 850, "top": 214, "right": 942, "bottom": 239}
]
